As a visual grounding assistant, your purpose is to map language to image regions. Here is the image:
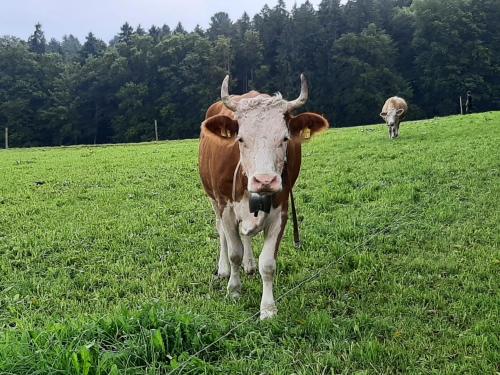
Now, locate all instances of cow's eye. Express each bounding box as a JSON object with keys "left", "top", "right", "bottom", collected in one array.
[
  {"left": 283, "top": 136, "right": 290, "bottom": 143},
  {"left": 237, "top": 137, "right": 244, "bottom": 143}
]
